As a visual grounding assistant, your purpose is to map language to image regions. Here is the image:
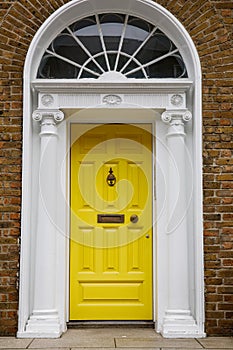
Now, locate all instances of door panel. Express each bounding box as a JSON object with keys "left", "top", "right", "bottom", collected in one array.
[{"left": 70, "top": 124, "right": 152, "bottom": 320}]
